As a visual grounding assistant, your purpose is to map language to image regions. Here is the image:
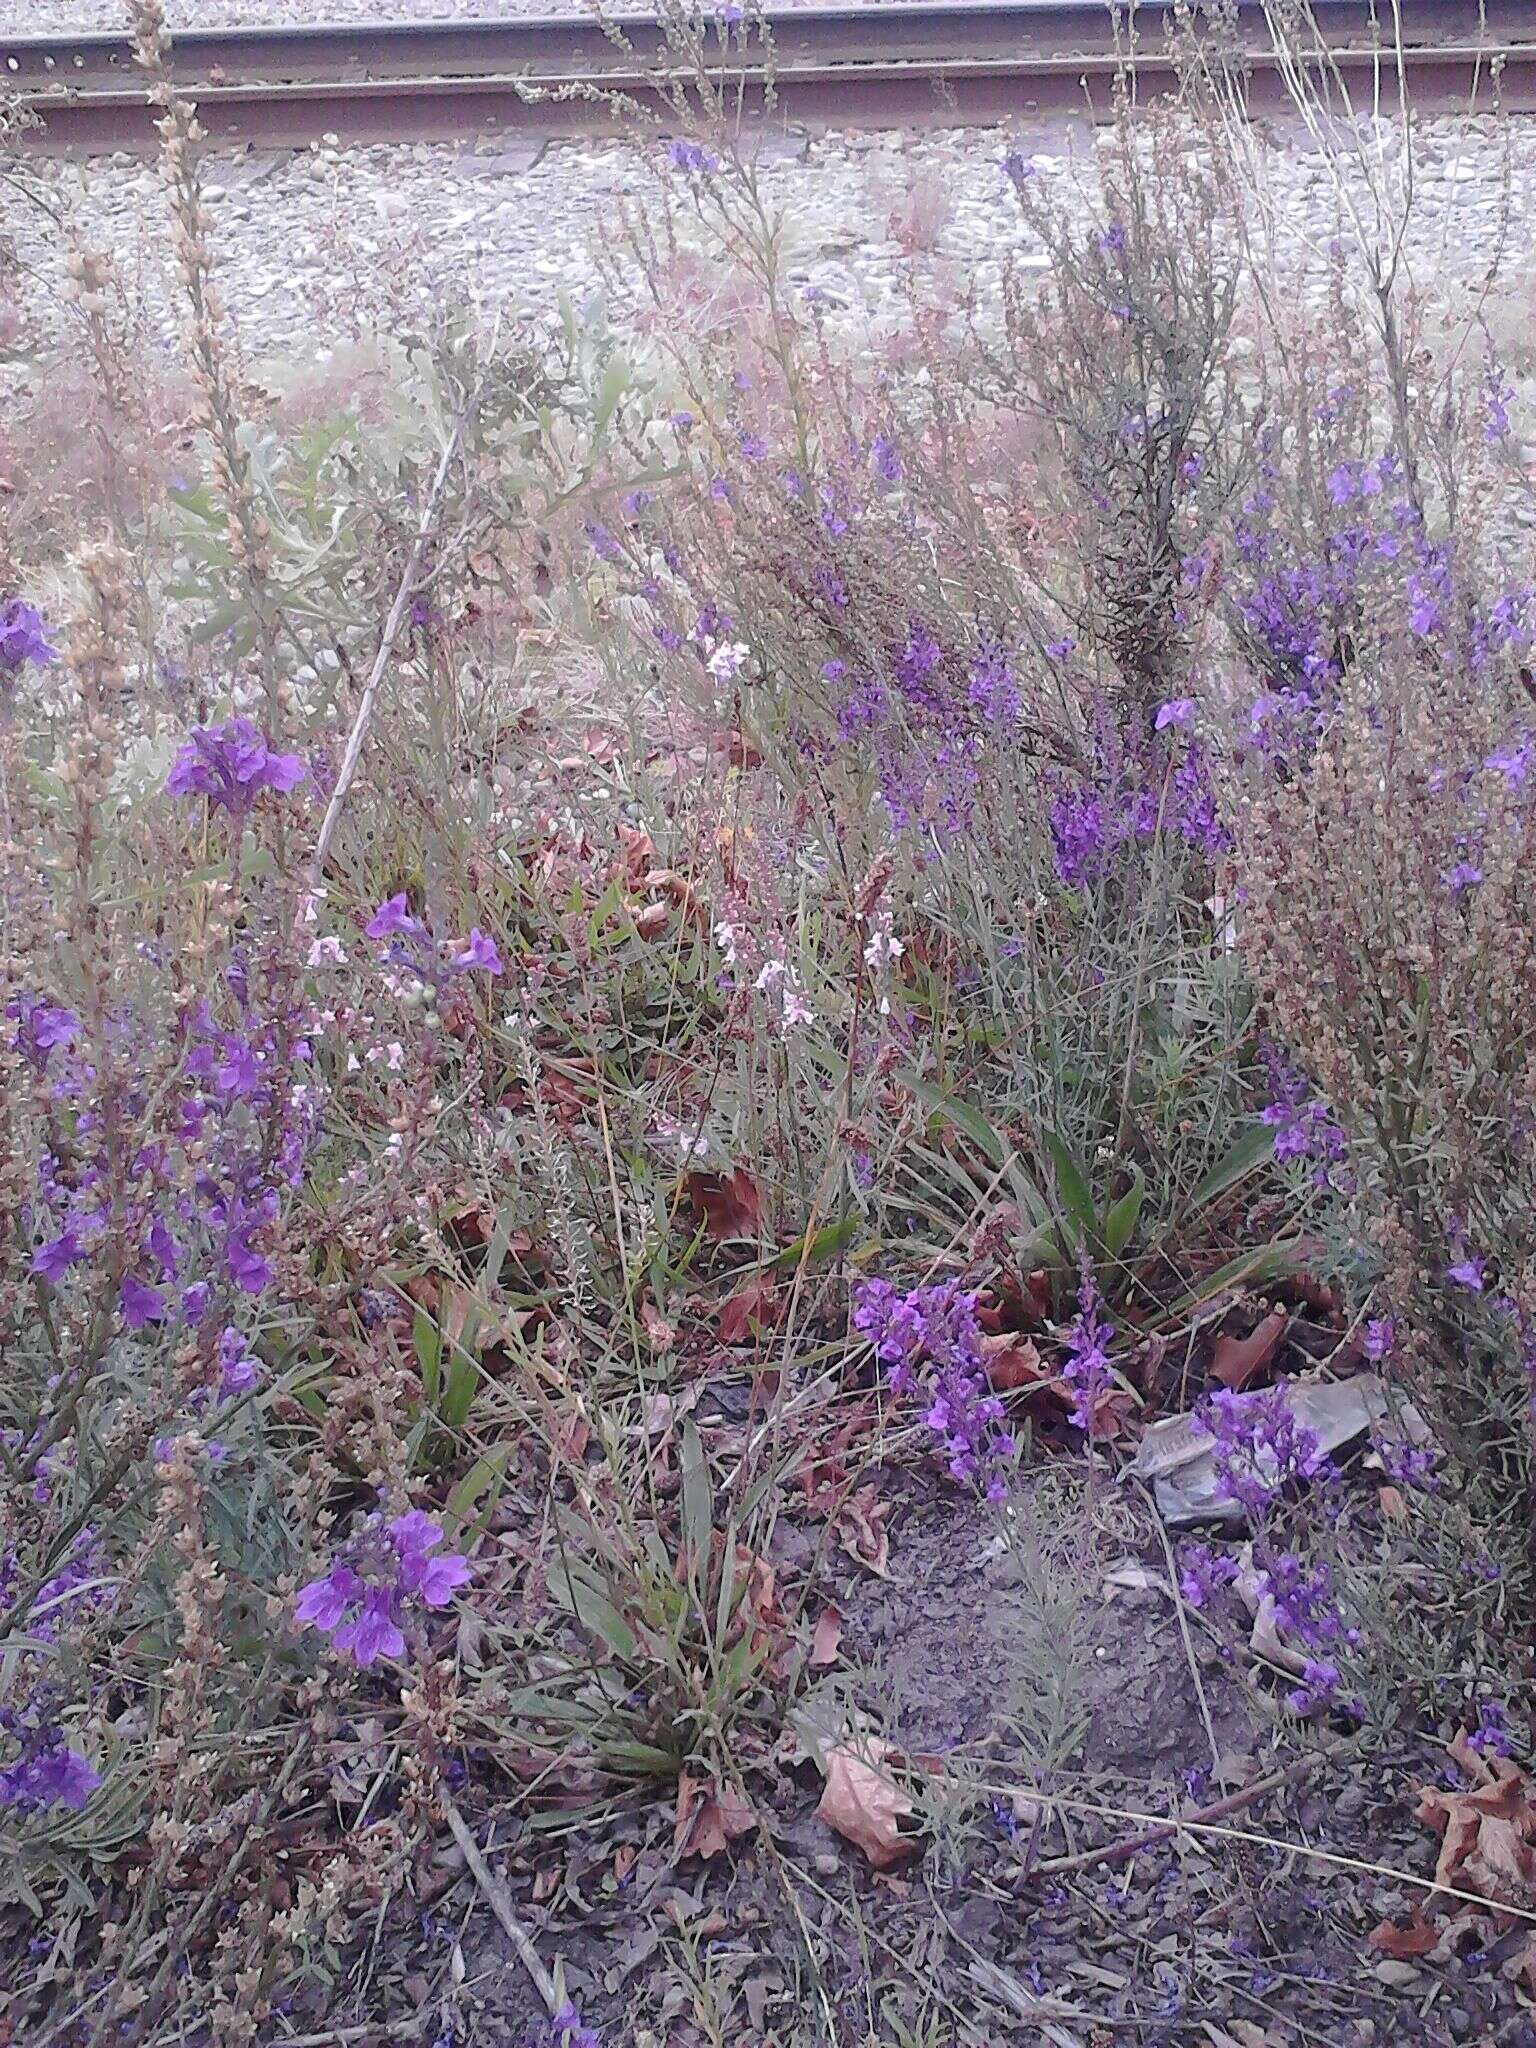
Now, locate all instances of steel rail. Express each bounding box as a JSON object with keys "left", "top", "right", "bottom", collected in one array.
[{"left": 4, "top": 1, "right": 1534, "bottom": 153}]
